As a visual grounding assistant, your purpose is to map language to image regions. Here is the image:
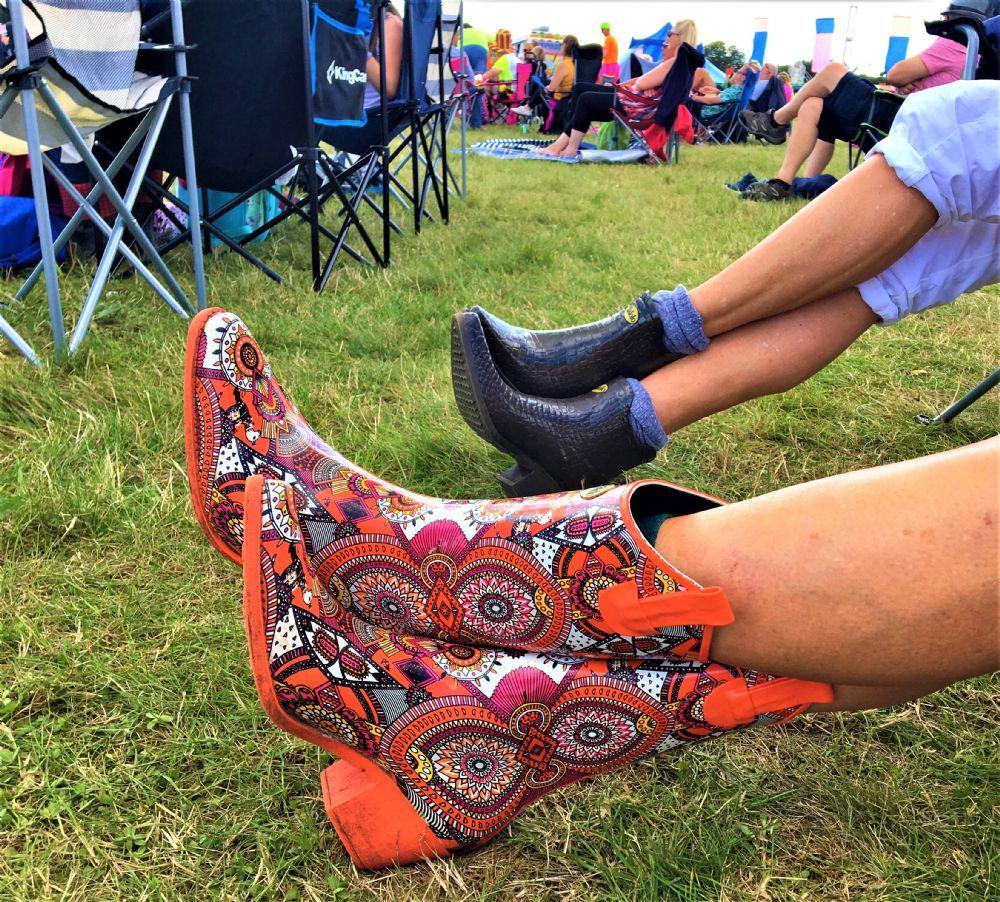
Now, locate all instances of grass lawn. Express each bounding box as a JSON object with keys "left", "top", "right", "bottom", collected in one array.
[{"left": 1, "top": 125, "right": 997, "bottom": 900}]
